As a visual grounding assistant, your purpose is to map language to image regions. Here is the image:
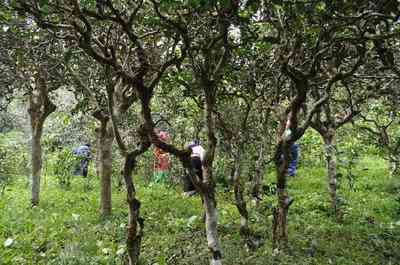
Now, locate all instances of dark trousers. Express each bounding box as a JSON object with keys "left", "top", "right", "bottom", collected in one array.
[
  {"left": 183, "top": 157, "right": 202, "bottom": 192},
  {"left": 80, "top": 159, "right": 89, "bottom": 178},
  {"left": 287, "top": 144, "right": 299, "bottom": 176}
]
